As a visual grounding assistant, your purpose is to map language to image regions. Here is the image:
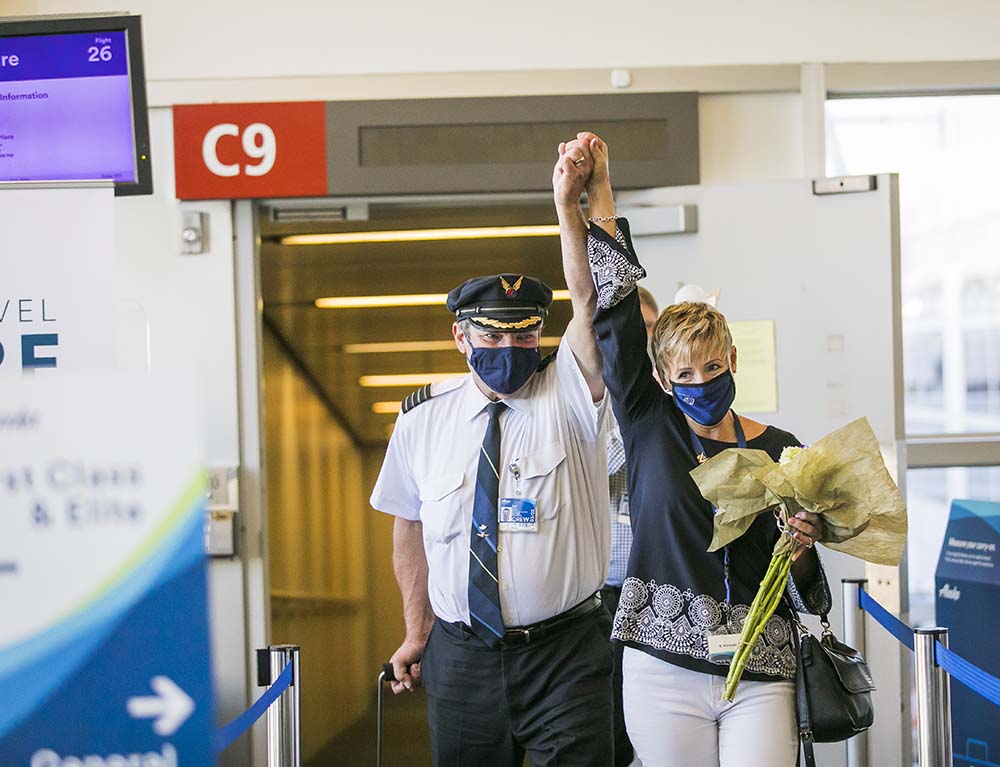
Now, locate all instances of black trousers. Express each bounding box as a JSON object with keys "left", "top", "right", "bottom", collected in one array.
[
  {"left": 600, "top": 586, "right": 634, "bottom": 767},
  {"left": 421, "top": 607, "right": 614, "bottom": 767}
]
